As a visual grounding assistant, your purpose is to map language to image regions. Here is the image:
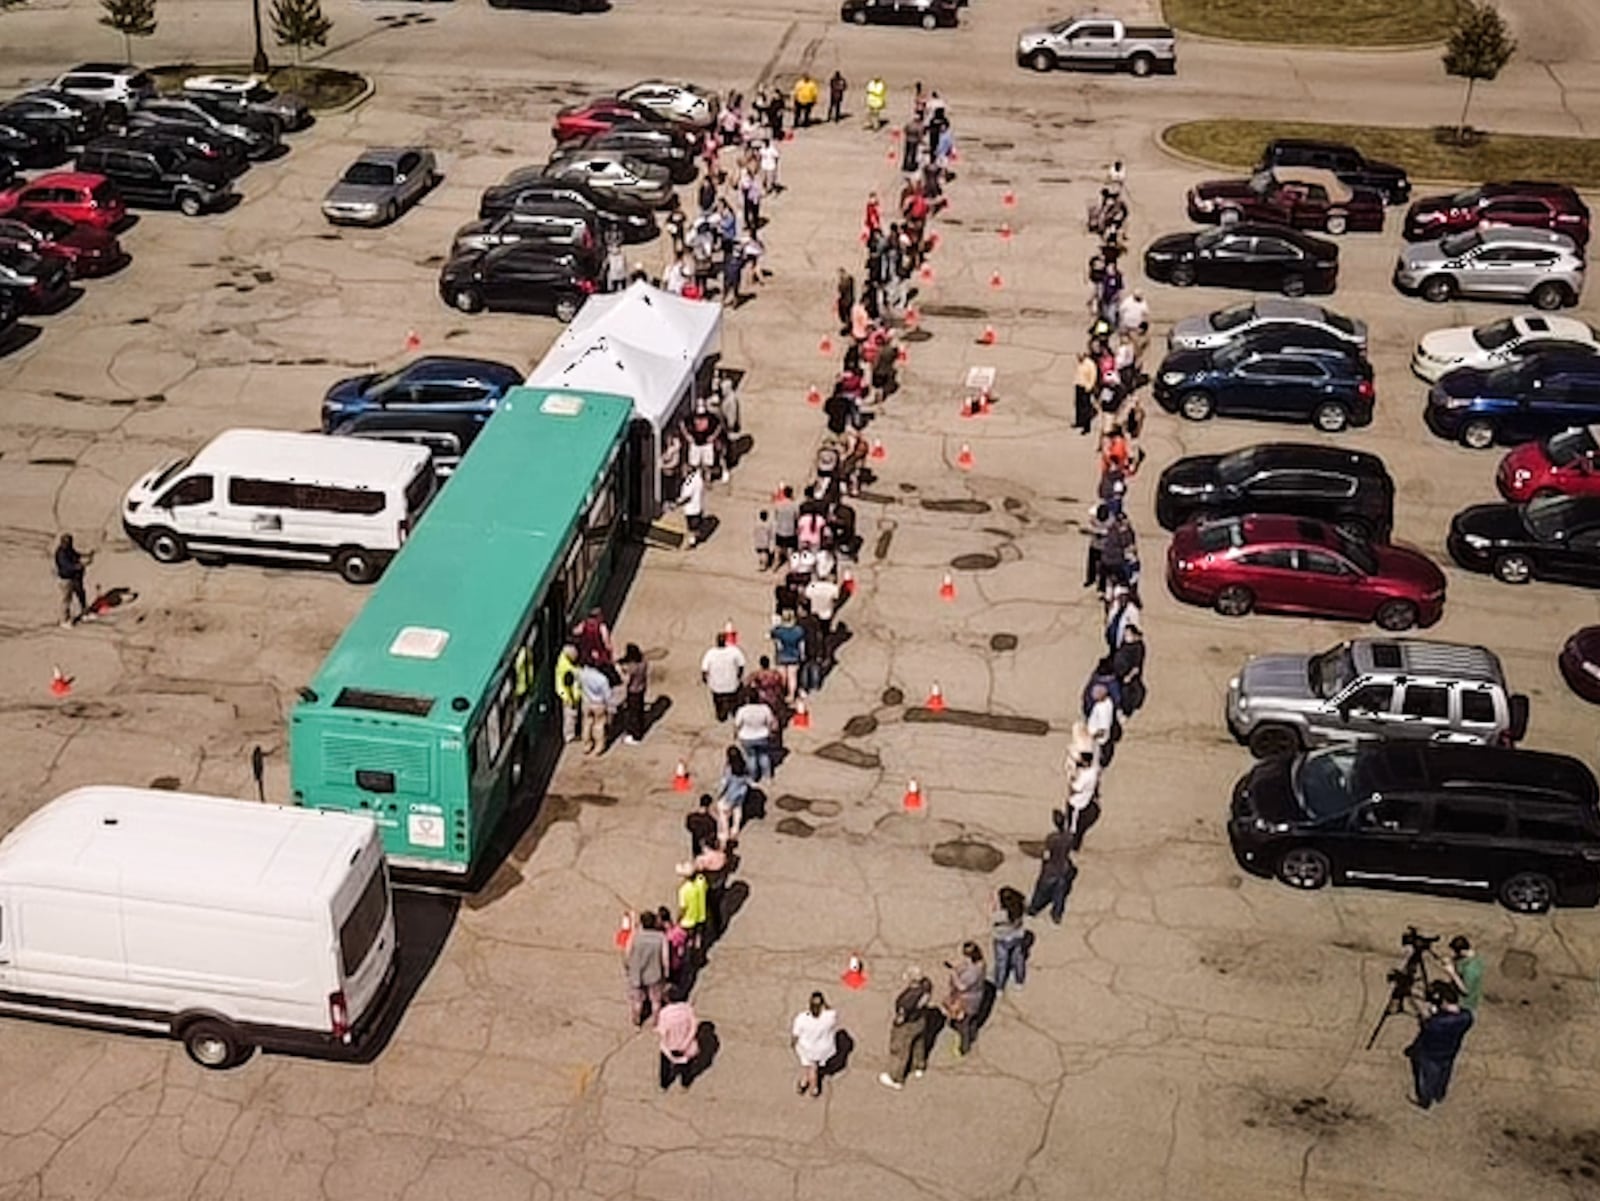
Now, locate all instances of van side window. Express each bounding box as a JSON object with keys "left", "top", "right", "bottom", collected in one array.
[
  {"left": 161, "top": 474, "right": 214, "bottom": 507},
  {"left": 297, "top": 484, "right": 386, "bottom": 515},
  {"left": 230, "top": 477, "right": 296, "bottom": 507},
  {"left": 1460, "top": 690, "right": 1496, "bottom": 725},
  {"left": 1517, "top": 806, "right": 1588, "bottom": 843},
  {"left": 1363, "top": 796, "right": 1424, "bottom": 833},
  {"left": 1431, "top": 799, "right": 1509, "bottom": 838},
  {"left": 1400, "top": 684, "right": 1450, "bottom": 721}
]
